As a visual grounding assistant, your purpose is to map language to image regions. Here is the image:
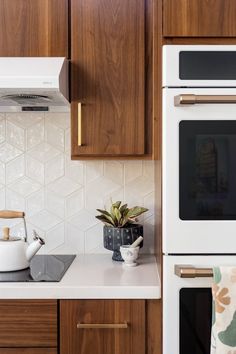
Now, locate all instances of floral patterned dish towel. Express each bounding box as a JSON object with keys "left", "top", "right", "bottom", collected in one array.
[{"left": 211, "top": 267, "right": 236, "bottom": 354}]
